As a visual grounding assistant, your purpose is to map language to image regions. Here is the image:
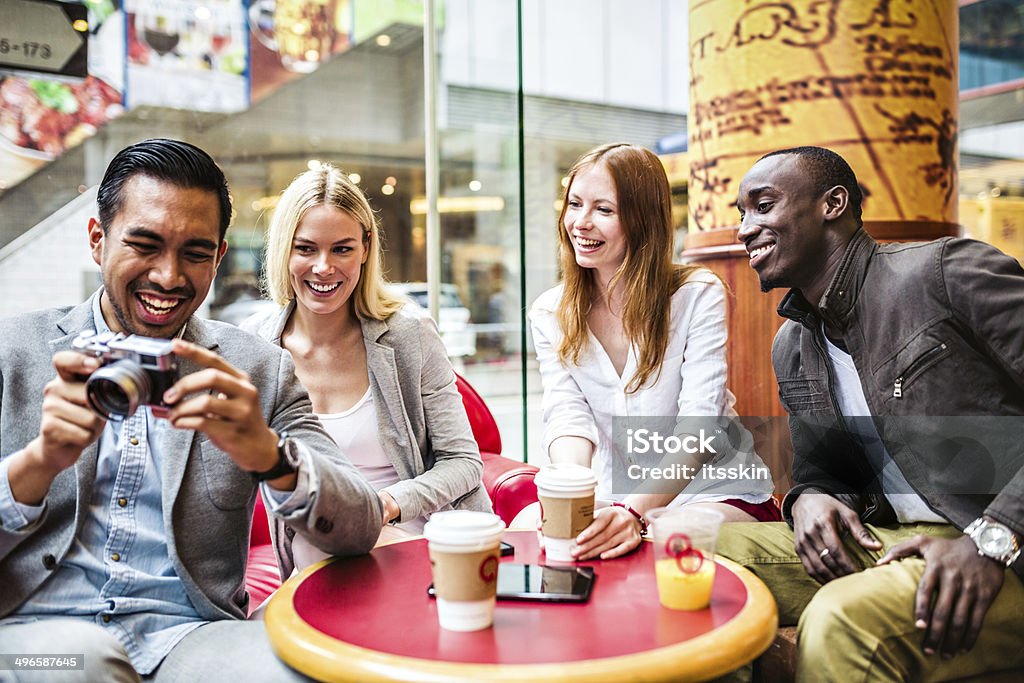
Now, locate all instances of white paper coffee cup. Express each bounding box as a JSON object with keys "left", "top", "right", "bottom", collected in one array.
[
  {"left": 424, "top": 510, "right": 506, "bottom": 631},
  {"left": 535, "top": 464, "right": 598, "bottom": 562}
]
